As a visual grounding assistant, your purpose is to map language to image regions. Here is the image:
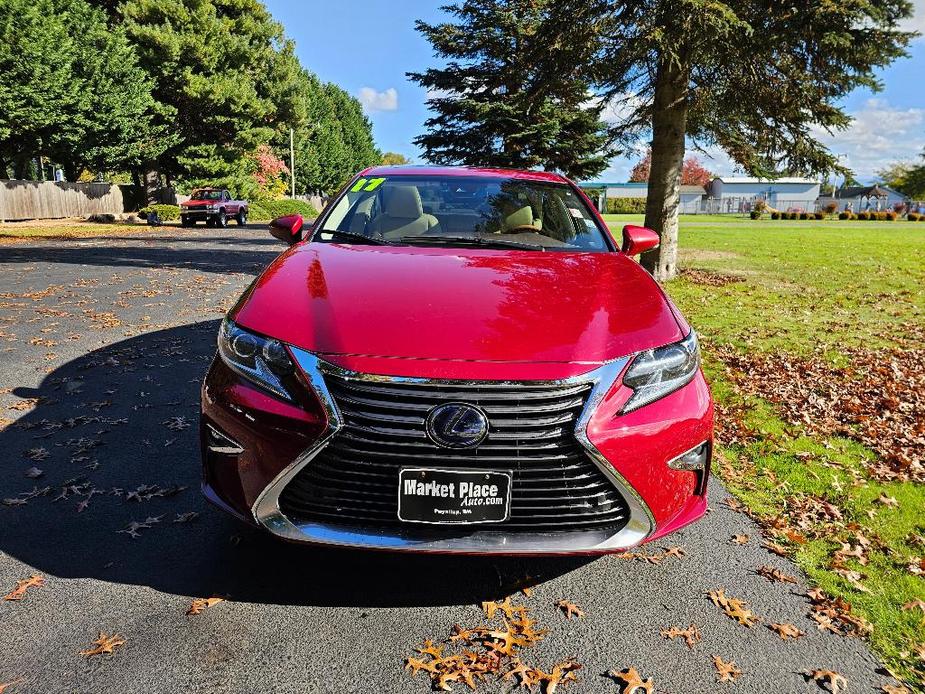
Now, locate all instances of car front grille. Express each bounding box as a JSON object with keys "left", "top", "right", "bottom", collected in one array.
[{"left": 278, "top": 374, "right": 631, "bottom": 533}]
